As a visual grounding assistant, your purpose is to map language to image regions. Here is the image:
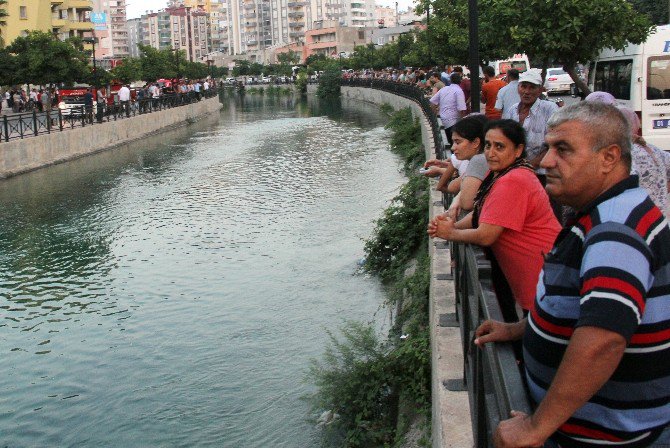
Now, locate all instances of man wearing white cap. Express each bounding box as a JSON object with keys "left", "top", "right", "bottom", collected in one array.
[{"left": 503, "top": 69, "right": 558, "bottom": 174}]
